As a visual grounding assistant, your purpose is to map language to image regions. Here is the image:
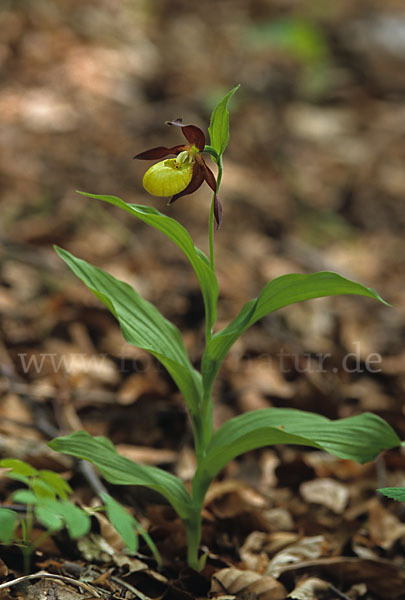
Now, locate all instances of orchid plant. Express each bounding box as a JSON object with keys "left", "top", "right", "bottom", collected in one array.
[{"left": 49, "top": 86, "right": 401, "bottom": 570}]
